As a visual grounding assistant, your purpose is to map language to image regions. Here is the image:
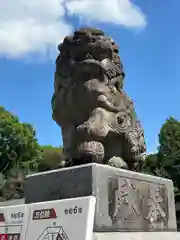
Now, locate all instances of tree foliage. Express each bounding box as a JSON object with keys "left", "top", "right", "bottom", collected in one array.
[
  {"left": 0, "top": 107, "right": 44, "bottom": 200},
  {"left": 0, "top": 105, "right": 64, "bottom": 201},
  {"left": 142, "top": 153, "right": 158, "bottom": 175},
  {"left": 0, "top": 107, "right": 43, "bottom": 176},
  {"left": 158, "top": 117, "right": 180, "bottom": 166},
  {"left": 143, "top": 116, "right": 180, "bottom": 194},
  {"left": 38, "top": 145, "right": 65, "bottom": 171},
  {"left": 158, "top": 117, "right": 180, "bottom": 192}
]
